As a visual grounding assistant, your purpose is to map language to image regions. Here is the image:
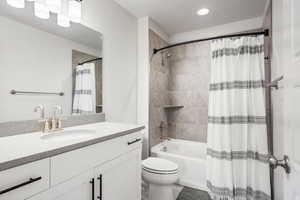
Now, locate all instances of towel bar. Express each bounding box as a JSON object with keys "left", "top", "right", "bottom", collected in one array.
[{"left": 10, "top": 89, "right": 64, "bottom": 96}]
